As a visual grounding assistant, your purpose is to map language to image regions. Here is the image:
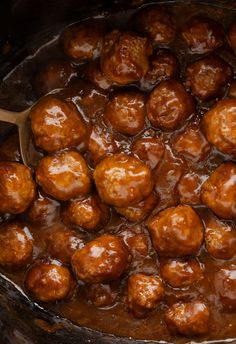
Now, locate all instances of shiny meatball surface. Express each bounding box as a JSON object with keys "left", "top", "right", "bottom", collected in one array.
[
  {"left": 201, "top": 162, "right": 236, "bottom": 219},
  {"left": 71, "top": 235, "right": 130, "bottom": 284},
  {"left": 127, "top": 274, "right": 164, "bottom": 318},
  {"left": 94, "top": 153, "right": 153, "bottom": 207},
  {"left": 147, "top": 205, "right": 203, "bottom": 257},
  {"left": 30, "top": 96, "right": 86, "bottom": 153},
  {"left": 177, "top": 172, "right": 203, "bottom": 205},
  {"left": 0, "top": 162, "right": 36, "bottom": 214},
  {"left": 147, "top": 80, "right": 195, "bottom": 130},
  {"left": 214, "top": 267, "right": 236, "bottom": 310},
  {"left": 36, "top": 150, "right": 91, "bottom": 201}
]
